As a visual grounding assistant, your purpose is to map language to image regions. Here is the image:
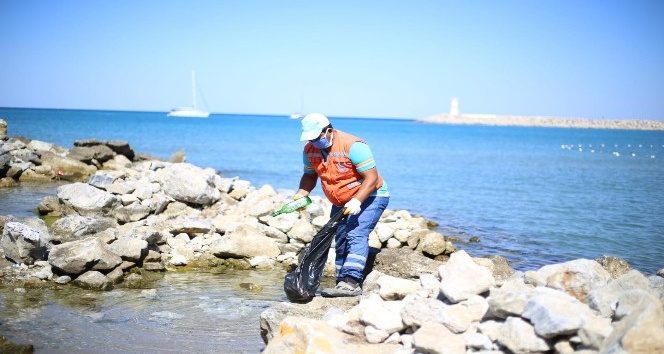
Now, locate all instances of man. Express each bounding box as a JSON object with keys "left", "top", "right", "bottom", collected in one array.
[{"left": 294, "top": 113, "right": 390, "bottom": 297}]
